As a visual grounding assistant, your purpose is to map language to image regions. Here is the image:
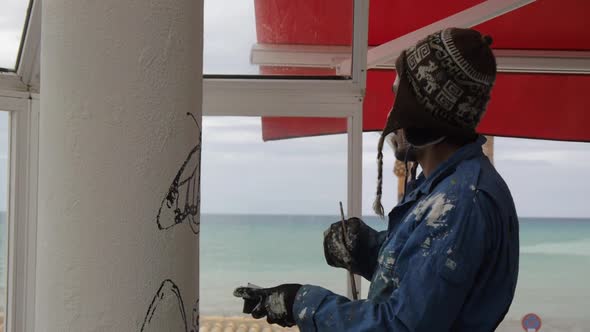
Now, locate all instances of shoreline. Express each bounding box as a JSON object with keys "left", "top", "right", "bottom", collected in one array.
[
  {"left": 199, "top": 315, "right": 590, "bottom": 332},
  {"left": 199, "top": 316, "right": 297, "bottom": 331}
]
